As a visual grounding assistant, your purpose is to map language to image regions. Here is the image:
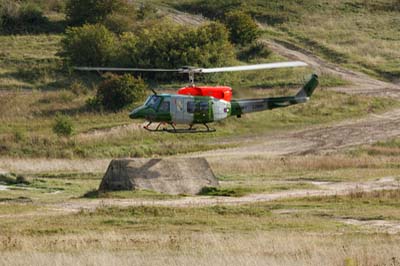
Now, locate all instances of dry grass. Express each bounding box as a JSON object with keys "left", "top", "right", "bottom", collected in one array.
[
  {"left": 0, "top": 232, "right": 399, "bottom": 266},
  {"left": 210, "top": 154, "right": 400, "bottom": 175}
]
